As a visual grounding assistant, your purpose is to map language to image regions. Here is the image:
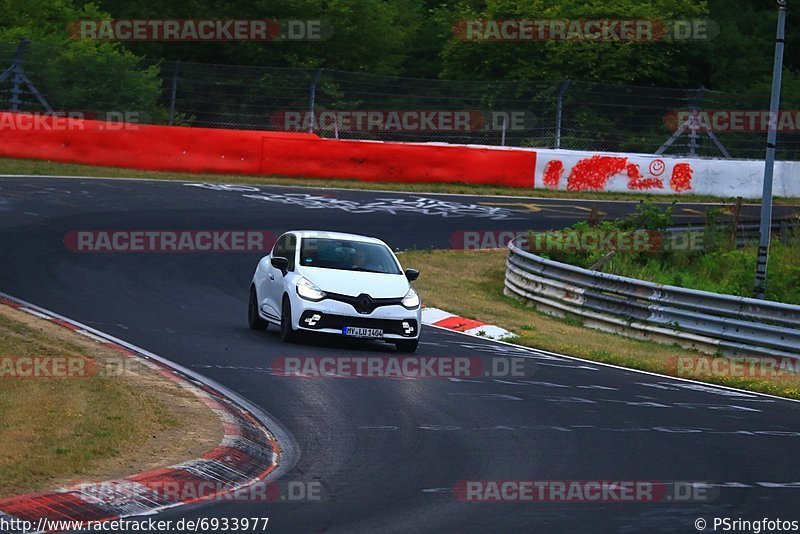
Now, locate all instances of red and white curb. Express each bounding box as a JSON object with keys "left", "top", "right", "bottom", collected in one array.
[
  {"left": 0, "top": 294, "right": 286, "bottom": 534},
  {"left": 422, "top": 306, "right": 516, "bottom": 340}
]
